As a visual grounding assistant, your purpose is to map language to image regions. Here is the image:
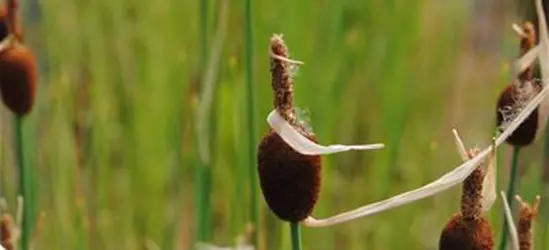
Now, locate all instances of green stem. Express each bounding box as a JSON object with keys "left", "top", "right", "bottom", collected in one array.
[
  {"left": 194, "top": 0, "right": 210, "bottom": 244},
  {"left": 15, "top": 116, "right": 30, "bottom": 250},
  {"left": 541, "top": 117, "right": 549, "bottom": 250},
  {"left": 290, "top": 222, "right": 302, "bottom": 250},
  {"left": 244, "top": 0, "right": 258, "bottom": 246},
  {"left": 499, "top": 146, "right": 521, "bottom": 250}
]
